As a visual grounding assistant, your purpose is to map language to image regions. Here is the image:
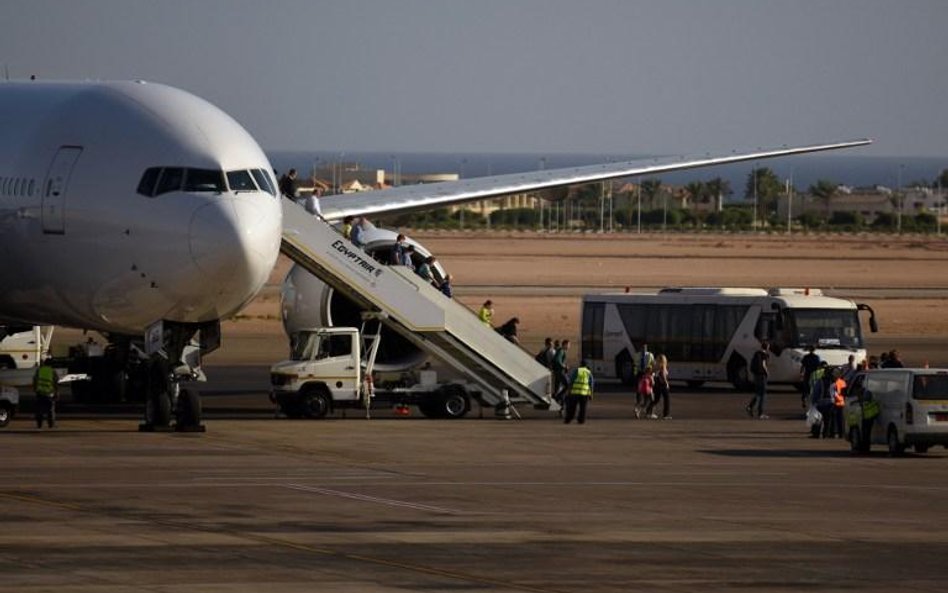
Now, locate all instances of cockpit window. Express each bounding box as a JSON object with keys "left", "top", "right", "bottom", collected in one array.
[
  {"left": 155, "top": 167, "right": 185, "bottom": 196},
  {"left": 184, "top": 169, "right": 225, "bottom": 193},
  {"left": 226, "top": 170, "right": 257, "bottom": 192},
  {"left": 251, "top": 169, "right": 276, "bottom": 196}
]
